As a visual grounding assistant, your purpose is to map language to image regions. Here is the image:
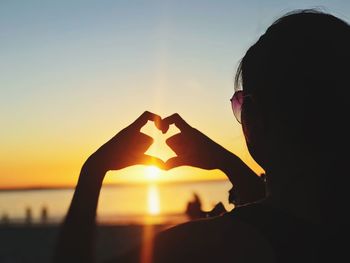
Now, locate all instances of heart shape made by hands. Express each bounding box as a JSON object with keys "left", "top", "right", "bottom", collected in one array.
[
  {"left": 140, "top": 120, "right": 179, "bottom": 162},
  {"left": 133, "top": 112, "right": 221, "bottom": 172}
]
